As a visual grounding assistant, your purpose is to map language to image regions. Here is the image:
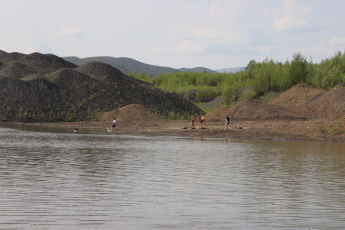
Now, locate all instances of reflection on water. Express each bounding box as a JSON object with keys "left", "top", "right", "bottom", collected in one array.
[{"left": 0, "top": 124, "right": 345, "bottom": 229}]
